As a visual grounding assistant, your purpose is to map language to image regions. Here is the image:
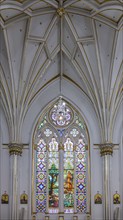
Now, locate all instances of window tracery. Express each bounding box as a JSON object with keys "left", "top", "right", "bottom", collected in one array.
[{"left": 33, "top": 99, "right": 89, "bottom": 215}]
